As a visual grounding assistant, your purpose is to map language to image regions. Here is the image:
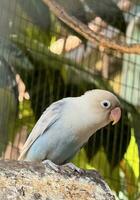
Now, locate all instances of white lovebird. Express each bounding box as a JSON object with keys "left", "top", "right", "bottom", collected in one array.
[{"left": 18, "top": 89, "right": 121, "bottom": 169}]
